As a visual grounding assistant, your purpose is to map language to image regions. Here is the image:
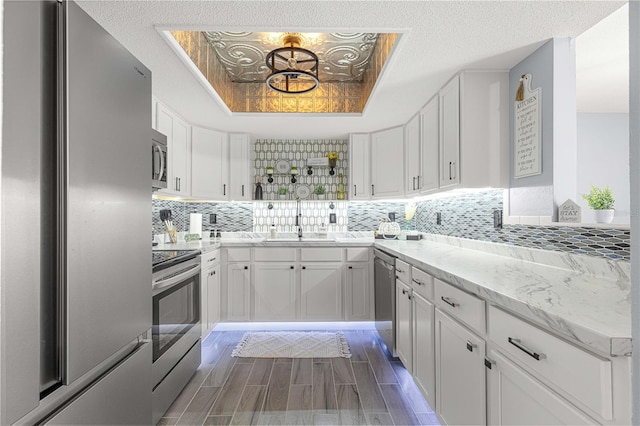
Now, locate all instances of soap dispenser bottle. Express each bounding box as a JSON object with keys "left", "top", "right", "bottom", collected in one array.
[{"left": 270, "top": 224, "right": 277, "bottom": 238}]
